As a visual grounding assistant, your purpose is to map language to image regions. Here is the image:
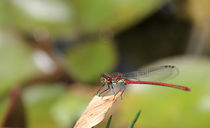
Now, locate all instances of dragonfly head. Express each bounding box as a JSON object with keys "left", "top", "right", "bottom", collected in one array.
[{"left": 100, "top": 74, "right": 112, "bottom": 84}]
